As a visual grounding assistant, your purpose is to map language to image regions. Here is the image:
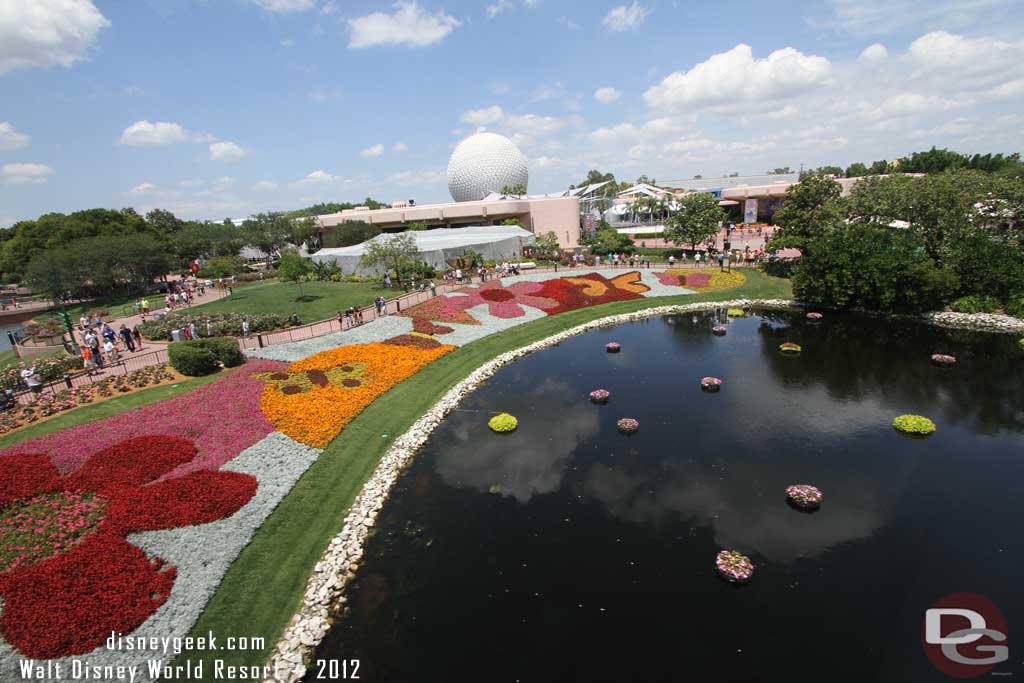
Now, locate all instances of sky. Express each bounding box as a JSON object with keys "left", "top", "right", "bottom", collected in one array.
[{"left": 0, "top": 0, "right": 1022, "bottom": 226}]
